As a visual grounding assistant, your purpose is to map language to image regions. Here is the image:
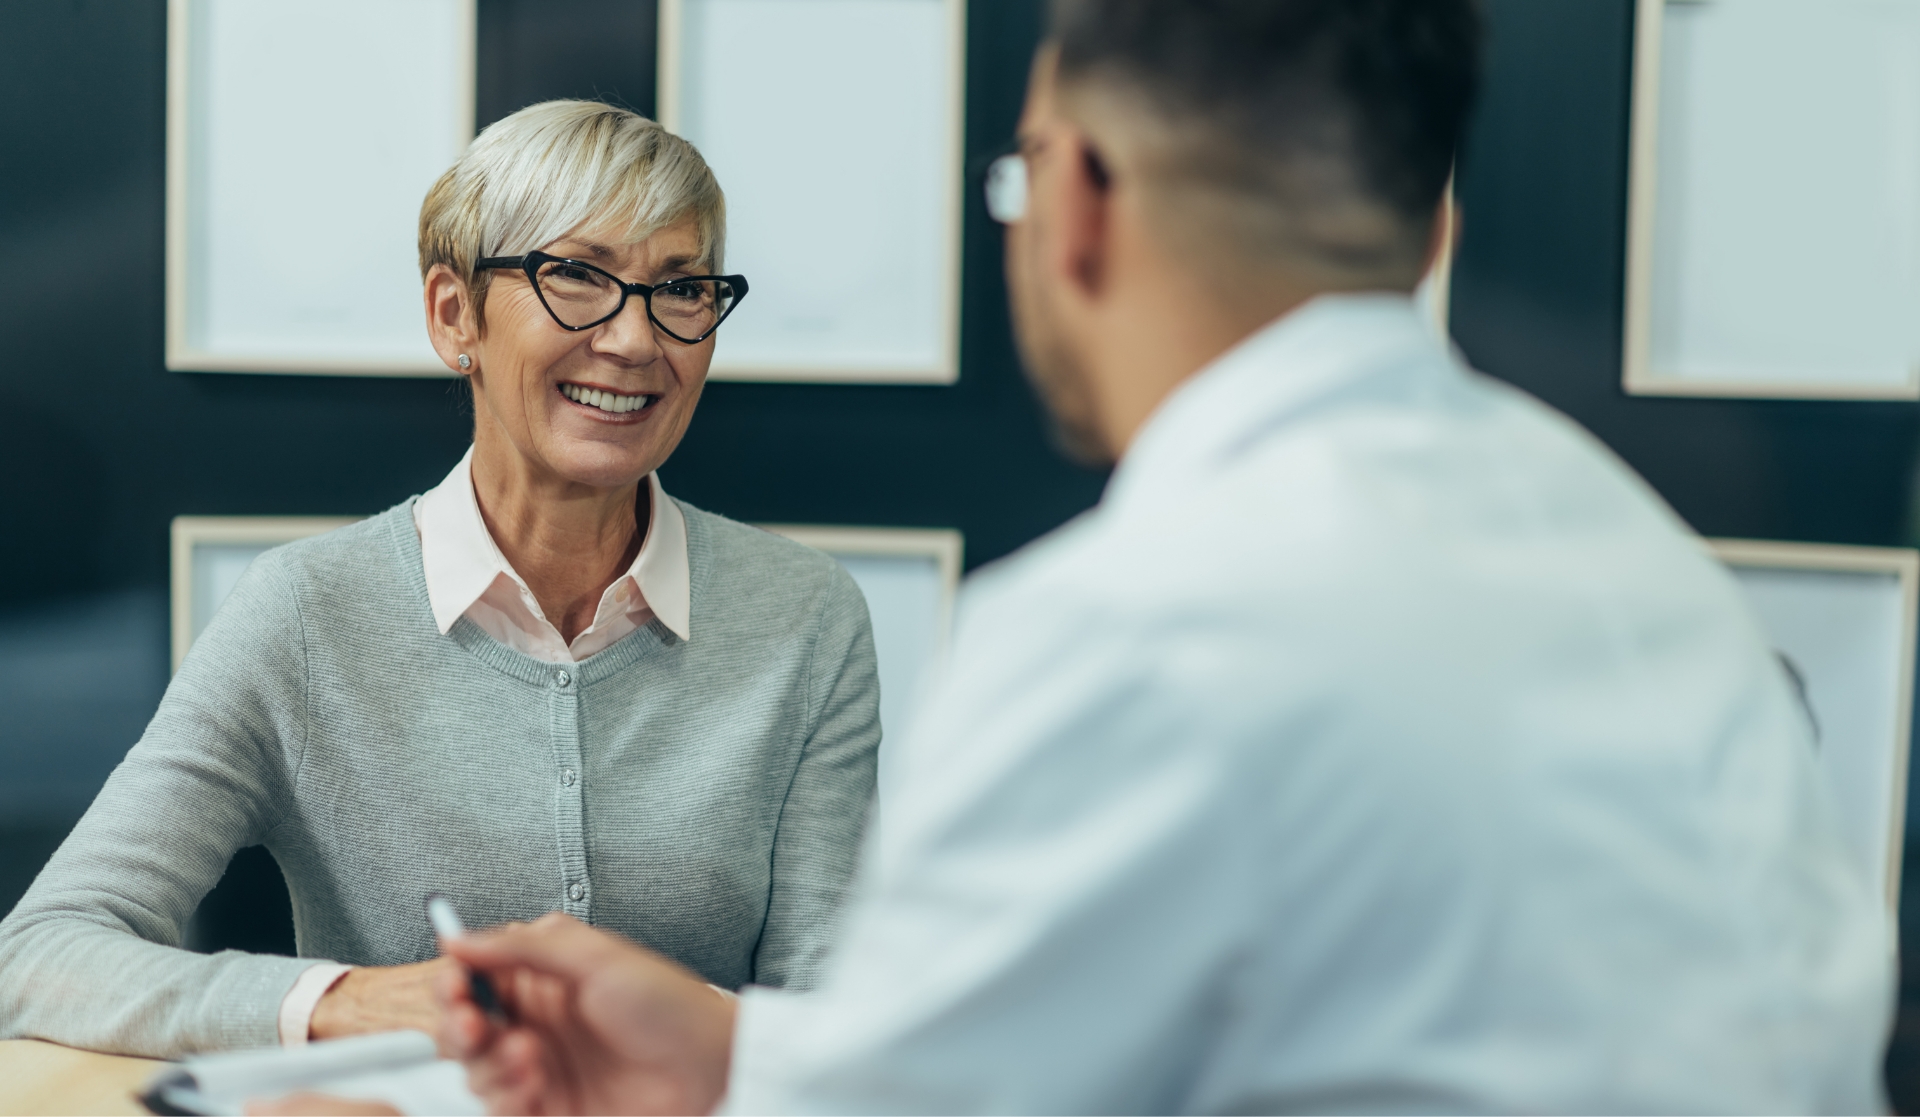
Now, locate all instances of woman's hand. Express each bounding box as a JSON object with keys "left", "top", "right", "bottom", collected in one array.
[
  {"left": 310, "top": 958, "right": 460, "bottom": 1041},
  {"left": 436, "top": 913, "right": 736, "bottom": 1116}
]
